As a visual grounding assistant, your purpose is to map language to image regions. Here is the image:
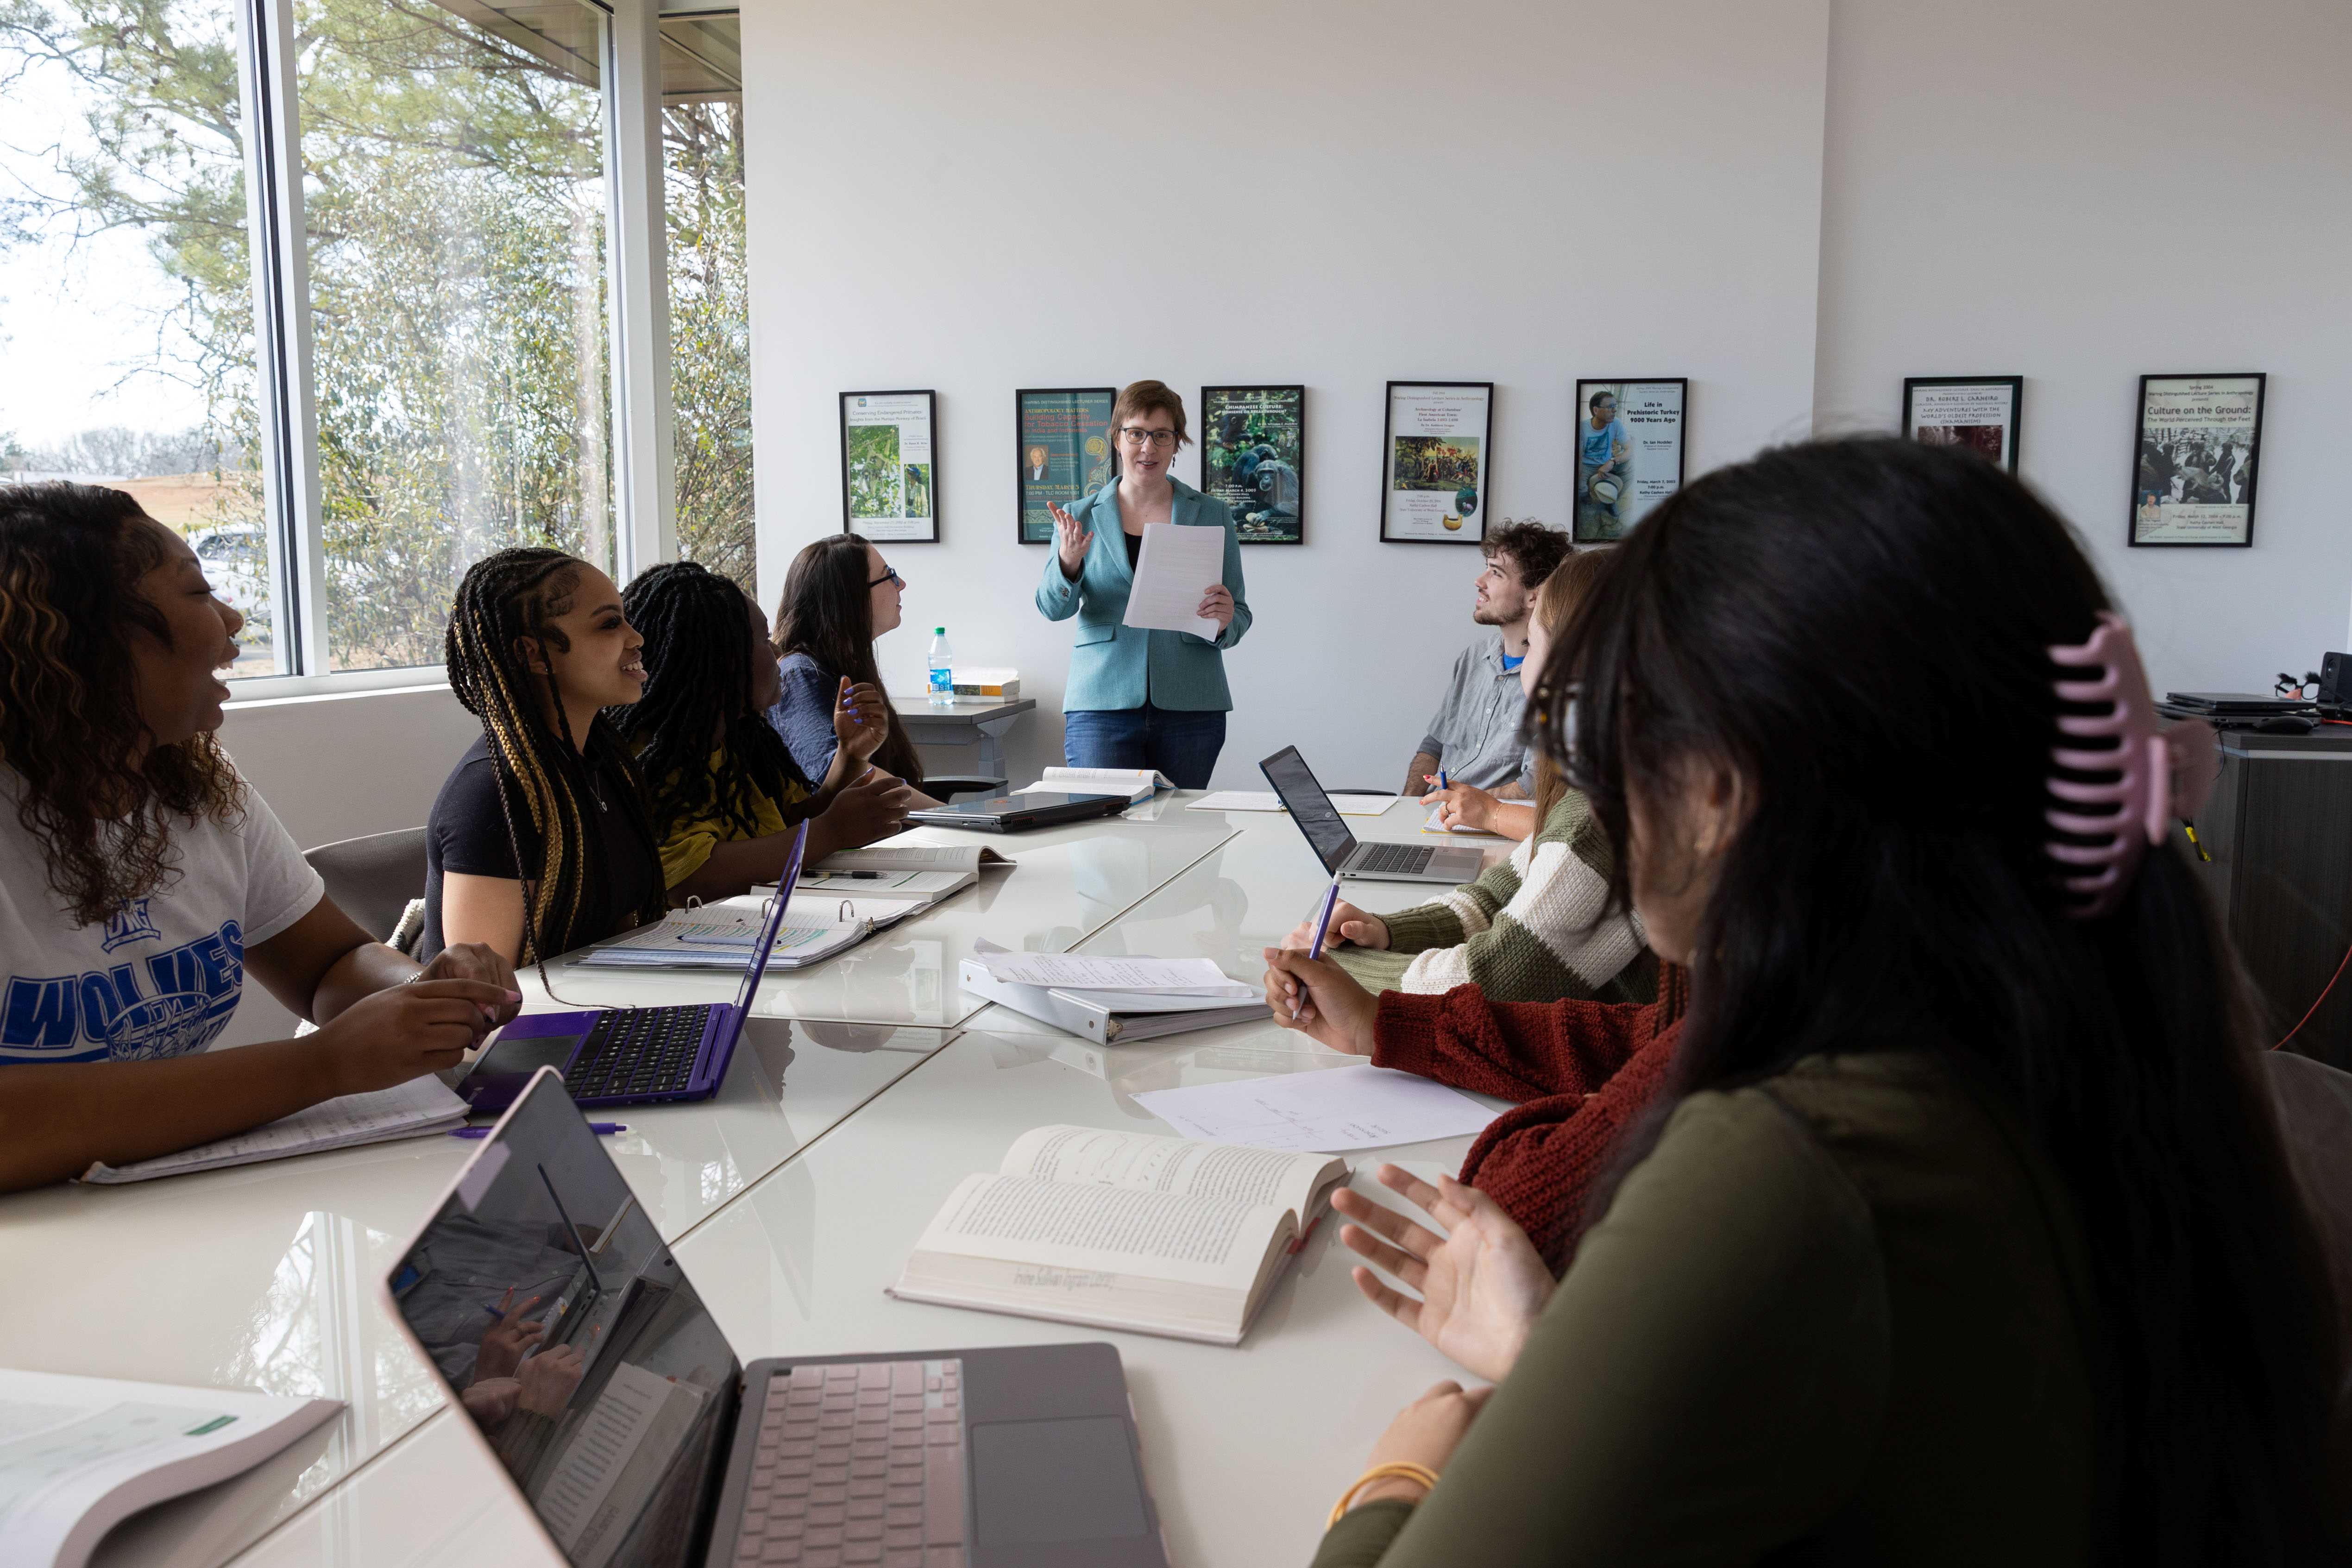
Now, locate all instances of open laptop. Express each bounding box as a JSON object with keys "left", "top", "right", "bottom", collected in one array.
[
  {"left": 1259, "top": 746, "right": 1484, "bottom": 884},
  {"left": 384, "top": 1068, "right": 1168, "bottom": 1568},
  {"left": 905, "top": 792, "right": 1129, "bottom": 834},
  {"left": 456, "top": 825, "right": 808, "bottom": 1114}
]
